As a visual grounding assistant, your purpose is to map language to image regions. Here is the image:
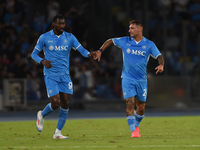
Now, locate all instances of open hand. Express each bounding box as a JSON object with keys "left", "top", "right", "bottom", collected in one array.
[
  {"left": 93, "top": 50, "right": 102, "bottom": 61},
  {"left": 155, "top": 64, "right": 164, "bottom": 74}
]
